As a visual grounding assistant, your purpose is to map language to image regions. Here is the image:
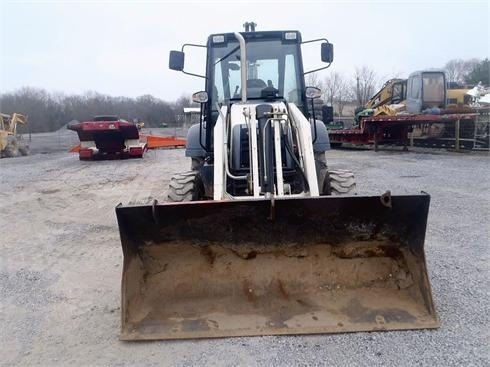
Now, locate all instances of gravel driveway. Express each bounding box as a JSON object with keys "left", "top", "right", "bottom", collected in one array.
[{"left": 1, "top": 141, "right": 488, "bottom": 366}]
